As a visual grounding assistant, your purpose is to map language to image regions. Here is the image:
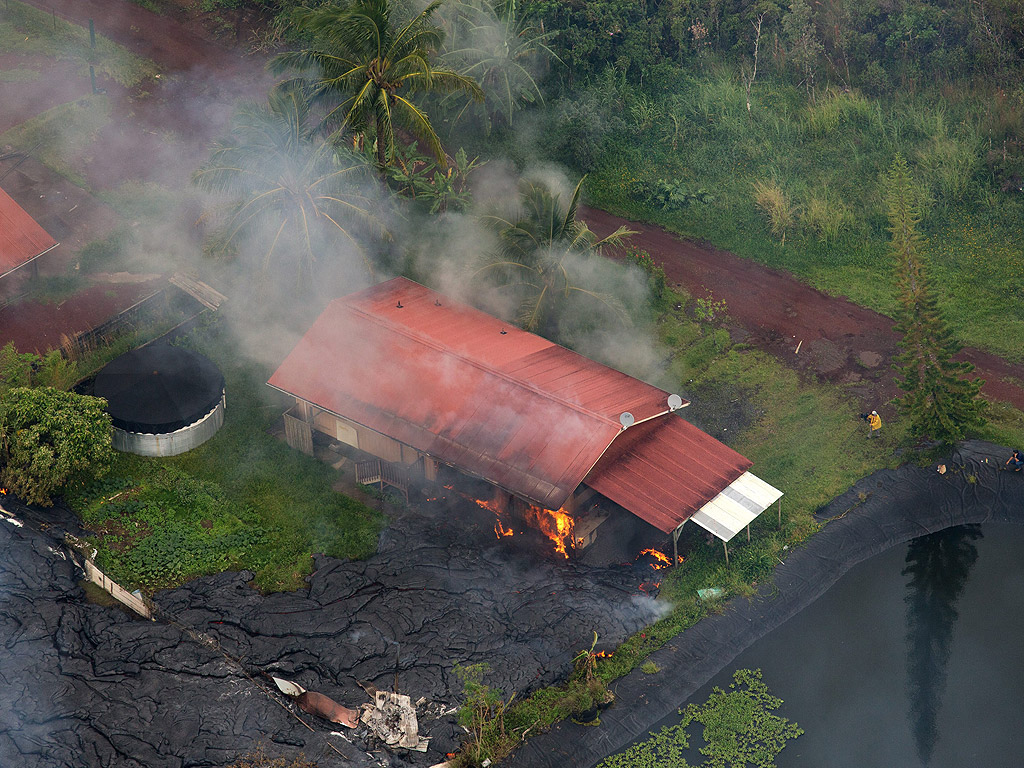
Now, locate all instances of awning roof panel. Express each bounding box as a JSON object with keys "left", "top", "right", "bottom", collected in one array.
[
  {"left": 689, "top": 471, "right": 784, "bottom": 542},
  {"left": 584, "top": 416, "right": 752, "bottom": 533}
]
